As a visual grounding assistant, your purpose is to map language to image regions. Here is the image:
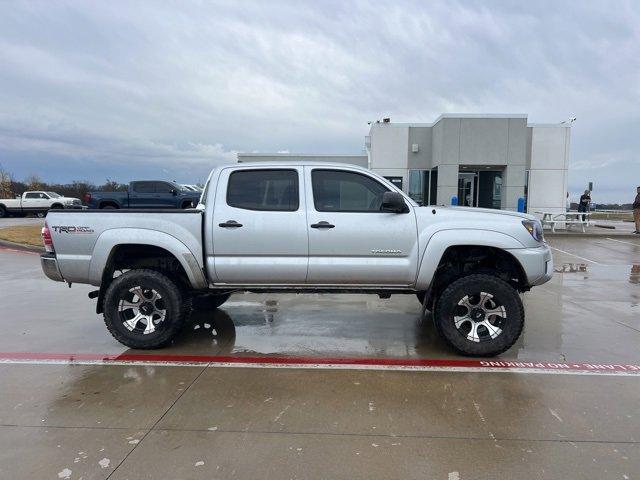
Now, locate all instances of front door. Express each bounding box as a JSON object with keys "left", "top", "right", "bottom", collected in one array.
[
  {"left": 22, "top": 192, "right": 50, "bottom": 212},
  {"left": 211, "top": 167, "right": 308, "bottom": 284},
  {"left": 305, "top": 167, "right": 419, "bottom": 286}
]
